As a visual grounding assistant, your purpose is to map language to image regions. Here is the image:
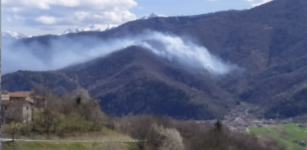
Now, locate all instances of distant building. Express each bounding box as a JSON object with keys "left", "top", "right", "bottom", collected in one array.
[
  {"left": 1, "top": 91, "right": 46, "bottom": 124},
  {"left": 1, "top": 91, "right": 34, "bottom": 123},
  {"left": 256, "top": 124, "right": 263, "bottom": 127},
  {"left": 1, "top": 100, "right": 33, "bottom": 123},
  {"left": 263, "top": 121, "right": 276, "bottom": 125},
  {"left": 298, "top": 124, "right": 307, "bottom": 128},
  {"left": 252, "top": 121, "right": 262, "bottom": 125},
  {"left": 1, "top": 90, "right": 10, "bottom": 101}
]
